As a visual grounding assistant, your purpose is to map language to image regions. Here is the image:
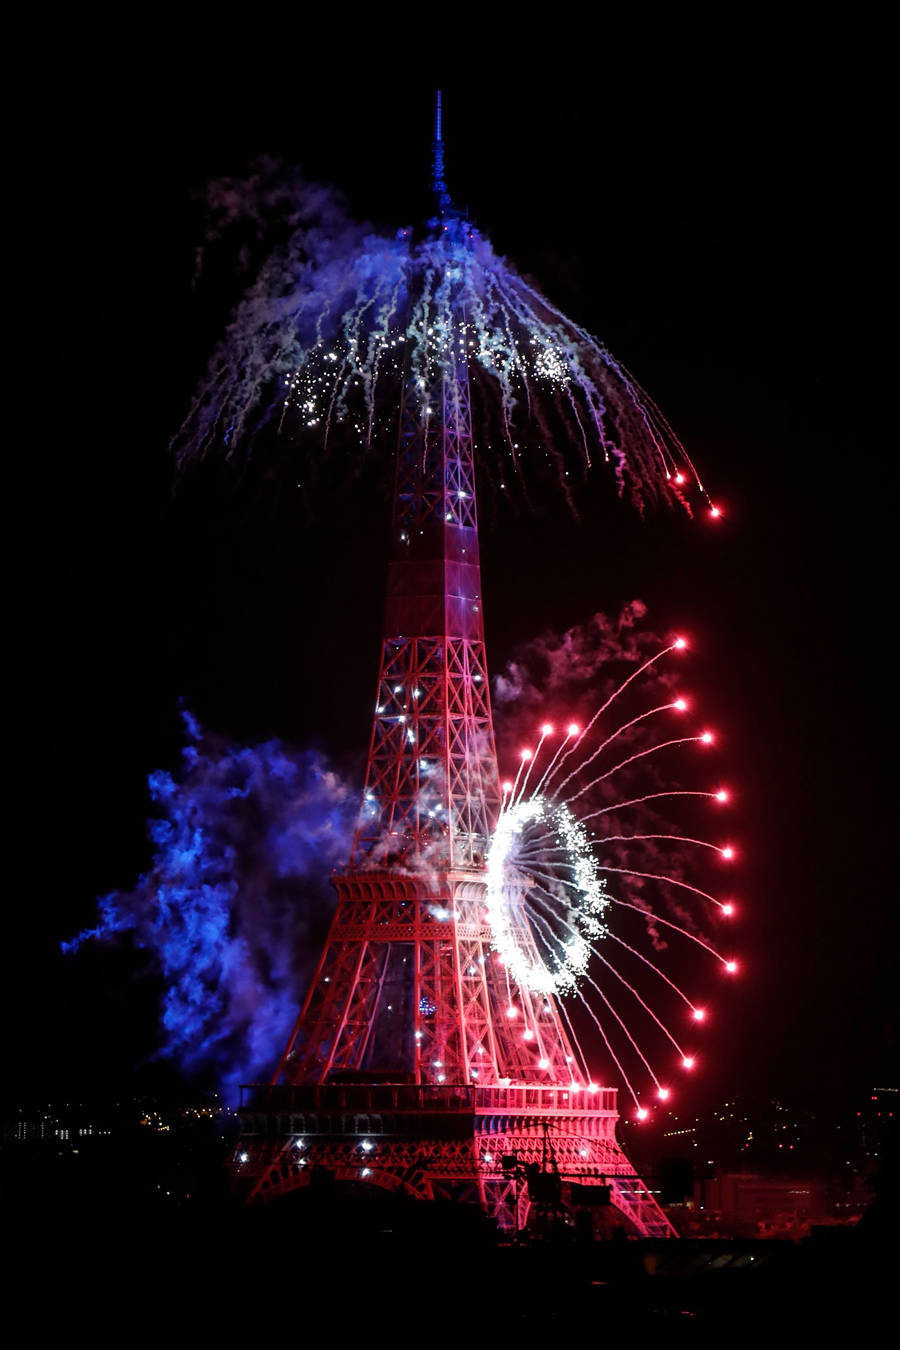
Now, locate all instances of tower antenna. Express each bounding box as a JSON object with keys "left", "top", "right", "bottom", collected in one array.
[{"left": 431, "top": 89, "right": 452, "bottom": 214}]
